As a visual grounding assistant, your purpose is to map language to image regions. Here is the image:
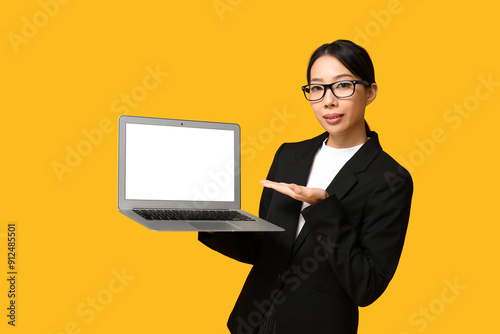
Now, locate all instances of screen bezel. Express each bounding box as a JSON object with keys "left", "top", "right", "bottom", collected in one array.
[{"left": 117, "top": 115, "right": 241, "bottom": 210}]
